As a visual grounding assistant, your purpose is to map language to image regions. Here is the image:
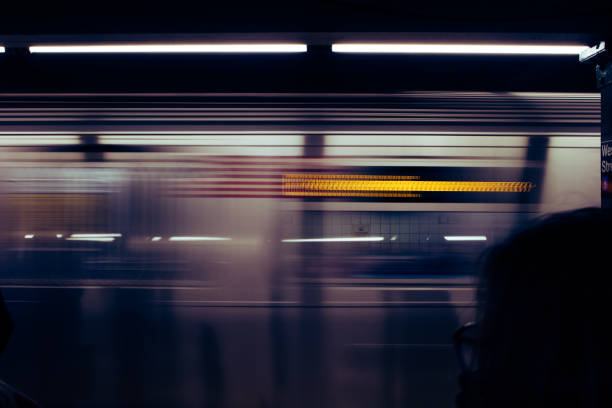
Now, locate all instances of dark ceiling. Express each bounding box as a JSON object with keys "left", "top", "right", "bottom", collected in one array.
[
  {"left": 0, "top": 1, "right": 610, "bottom": 93},
  {"left": 2, "top": 1, "right": 611, "bottom": 36}
]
